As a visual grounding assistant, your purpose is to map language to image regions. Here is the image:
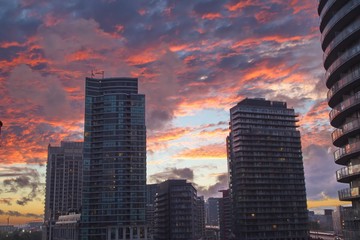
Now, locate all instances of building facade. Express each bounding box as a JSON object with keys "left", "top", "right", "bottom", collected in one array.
[
  {"left": 318, "top": 1, "right": 360, "bottom": 239},
  {"left": 80, "top": 77, "right": 147, "bottom": 239},
  {"left": 218, "top": 189, "right": 232, "bottom": 240},
  {"left": 206, "top": 198, "right": 220, "bottom": 226},
  {"left": 43, "top": 141, "right": 83, "bottom": 240},
  {"left": 154, "top": 179, "right": 198, "bottom": 240},
  {"left": 195, "top": 196, "right": 206, "bottom": 239},
  {"left": 227, "top": 98, "right": 308, "bottom": 239}
]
